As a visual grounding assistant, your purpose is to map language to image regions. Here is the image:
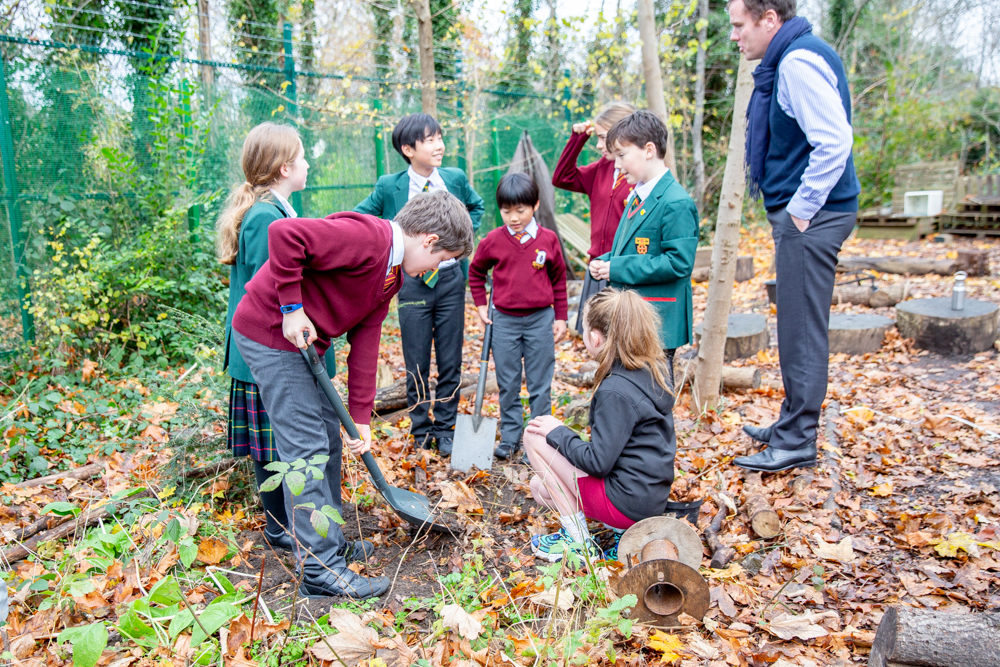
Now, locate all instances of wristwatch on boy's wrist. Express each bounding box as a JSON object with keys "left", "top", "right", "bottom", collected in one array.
[{"left": 280, "top": 303, "right": 303, "bottom": 314}]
